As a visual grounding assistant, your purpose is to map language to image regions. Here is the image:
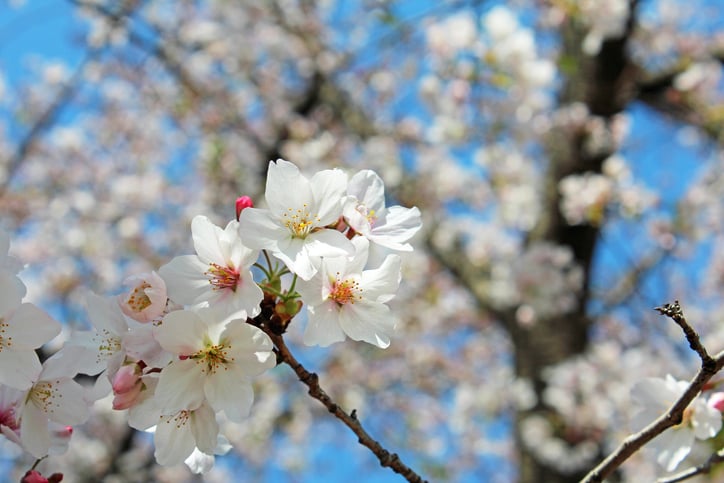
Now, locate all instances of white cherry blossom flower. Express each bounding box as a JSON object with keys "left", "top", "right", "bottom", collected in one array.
[
  {"left": 296, "top": 237, "right": 401, "bottom": 348},
  {"left": 18, "top": 351, "right": 90, "bottom": 458},
  {"left": 238, "top": 159, "right": 354, "bottom": 280},
  {"left": 631, "top": 375, "right": 723, "bottom": 471},
  {"left": 343, "top": 170, "right": 422, "bottom": 251},
  {"left": 159, "top": 215, "right": 263, "bottom": 320},
  {"left": 0, "top": 295, "right": 60, "bottom": 390},
  {"left": 152, "top": 307, "right": 275, "bottom": 422}
]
